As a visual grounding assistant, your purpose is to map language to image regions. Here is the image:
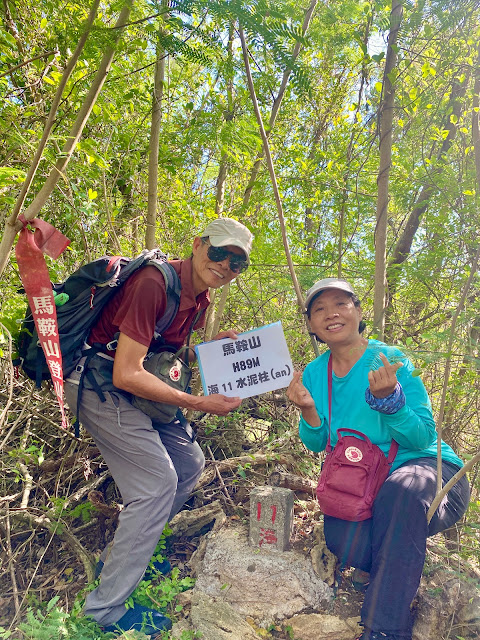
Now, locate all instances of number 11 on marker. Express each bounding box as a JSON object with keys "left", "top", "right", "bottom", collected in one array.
[{"left": 222, "top": 382, "right": 233, "bottom": 392}]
